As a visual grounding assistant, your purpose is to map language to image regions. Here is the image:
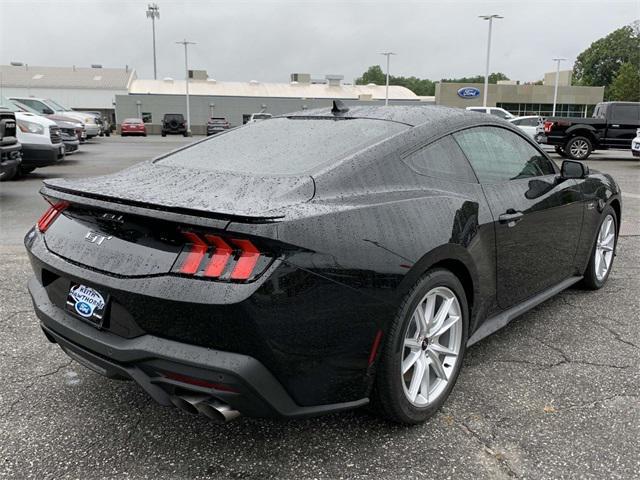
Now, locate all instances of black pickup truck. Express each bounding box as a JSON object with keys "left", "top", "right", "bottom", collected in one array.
[
  {"left": 537, "top": 101, "right": 640, "bottom": 160},
  {"left": 0, "top": 107, "right": 22, "bottom": 181}
]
